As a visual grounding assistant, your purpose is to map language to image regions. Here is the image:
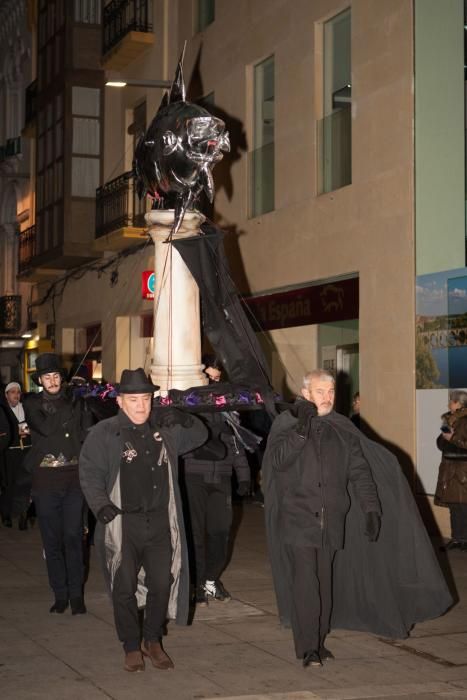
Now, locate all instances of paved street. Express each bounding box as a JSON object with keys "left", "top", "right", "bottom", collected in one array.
[{"left": 1, "top": 503, "right": 467, "bottom": 700}]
